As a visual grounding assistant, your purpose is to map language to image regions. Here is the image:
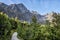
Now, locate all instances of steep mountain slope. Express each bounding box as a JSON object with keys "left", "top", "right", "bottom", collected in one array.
[{"left": 0, "top": 2, "right": 45, "bottom": 23}]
